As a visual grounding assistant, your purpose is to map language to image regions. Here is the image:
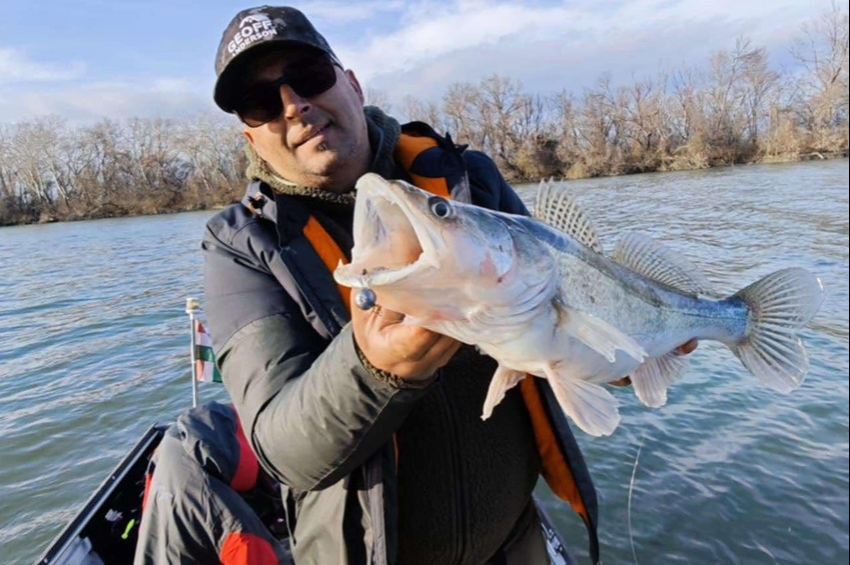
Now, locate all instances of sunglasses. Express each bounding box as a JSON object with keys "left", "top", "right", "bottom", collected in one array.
[{"left": 235, "top": 55, "right": 338, "bottom": 127}]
